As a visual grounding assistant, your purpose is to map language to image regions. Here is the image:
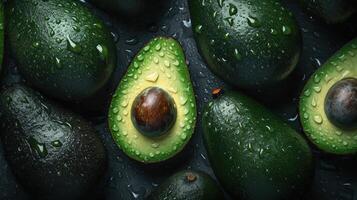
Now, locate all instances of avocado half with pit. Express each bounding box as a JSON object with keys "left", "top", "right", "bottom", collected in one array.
[
  {"left": 300, "top": 38, "right": 357, "bottom": 154},
  {"left": 108, "top": 37, "right": 197, "bottom": 163}
]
